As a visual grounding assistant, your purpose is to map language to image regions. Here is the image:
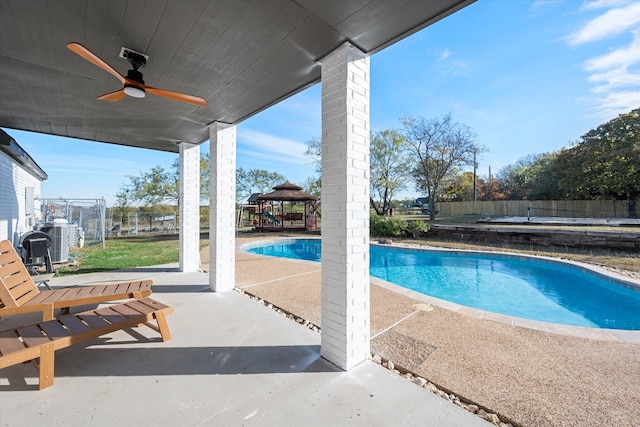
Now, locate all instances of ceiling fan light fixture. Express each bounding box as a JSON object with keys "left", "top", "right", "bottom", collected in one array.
[{"left": 124, "top": 85, "right": 145, "bottom": 98}]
